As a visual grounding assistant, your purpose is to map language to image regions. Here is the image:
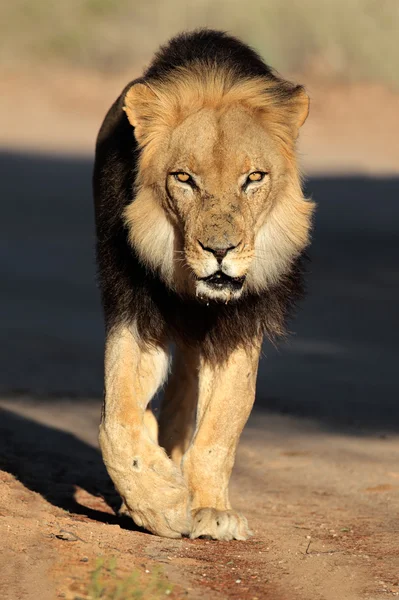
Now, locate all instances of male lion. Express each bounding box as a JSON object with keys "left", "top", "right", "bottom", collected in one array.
[{"left": 93, "top": 29, "right": 314, "bottom": 540}]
